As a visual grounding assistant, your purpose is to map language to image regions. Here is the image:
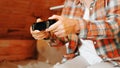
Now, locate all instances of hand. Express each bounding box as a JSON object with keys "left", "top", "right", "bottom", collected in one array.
[
  {"left": 46, "top": 15, "right": 80, "bottom": 37},
  {"left": 30, "top": 18, "right": 49, "bottom": 40}
]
